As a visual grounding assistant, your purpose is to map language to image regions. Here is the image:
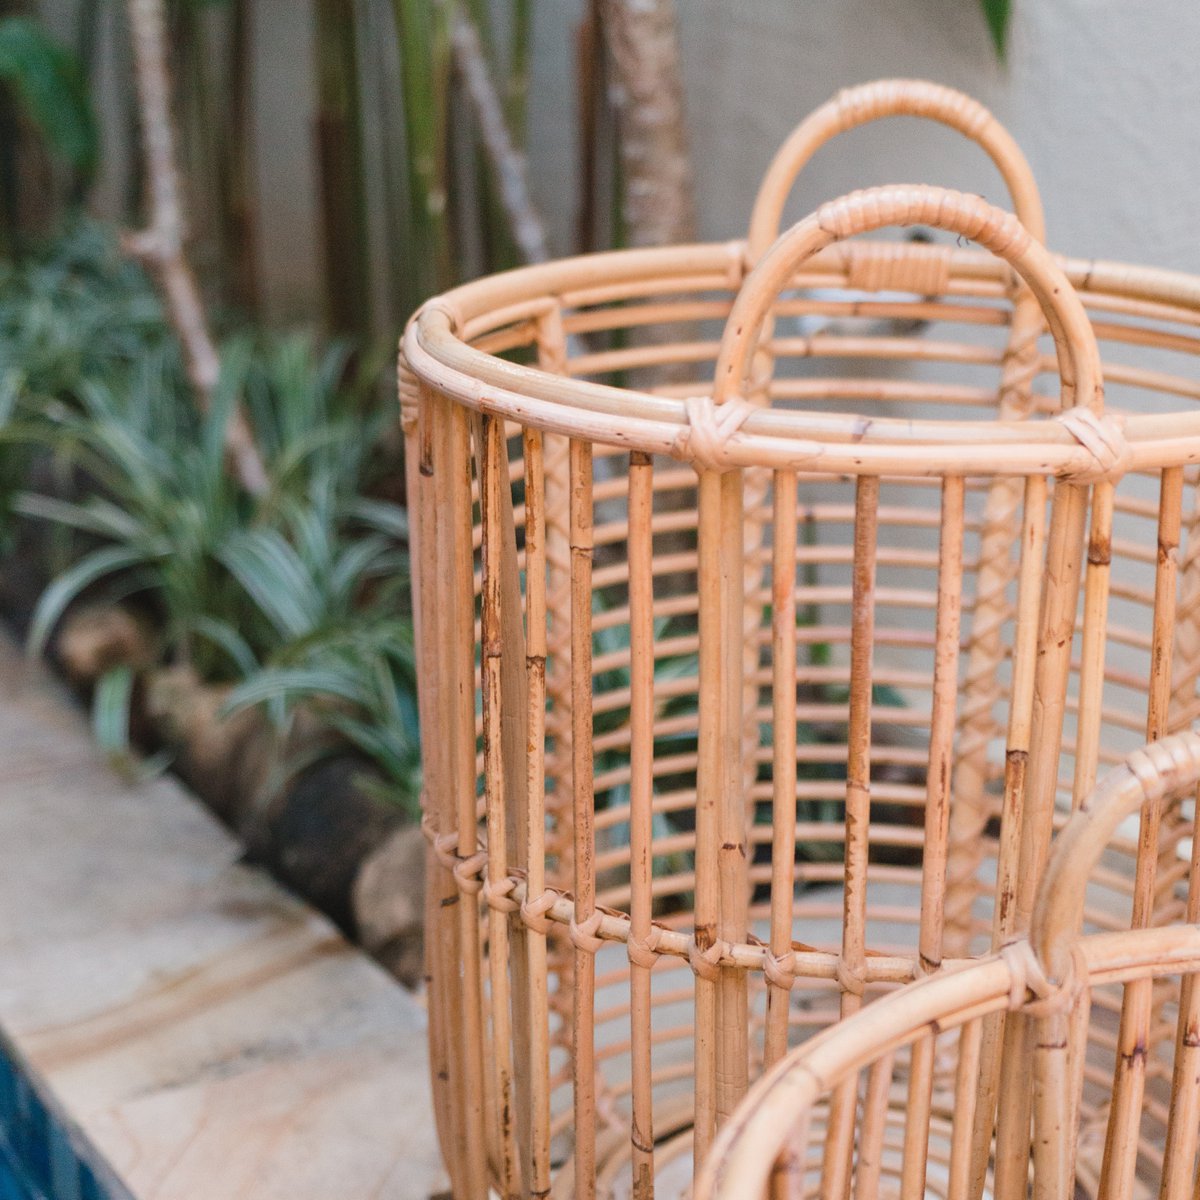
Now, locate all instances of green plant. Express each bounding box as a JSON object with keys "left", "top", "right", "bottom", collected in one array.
[
  {"left": 221, "top": 621, "right": 421, "bottom": 816},
  {"left": 211, "top": 483, "right": 408, "bottom": 675},
  {"left": 6, "top": 224, "right": 417, "bottom": 810},
  {"left": 0, "top": 15, "right": 96, "bottom": 172},
  {"left": 0, "top": 220, "right": 170, "bottom": 408},
  {"left": 18, "top": 353, "right": 249, "bottom": 664},
  {"left": 18, "top": 325, "right": 394, "bottom": 657}
]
